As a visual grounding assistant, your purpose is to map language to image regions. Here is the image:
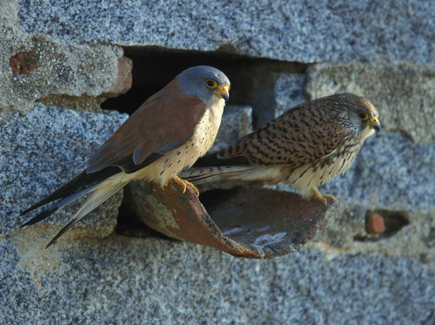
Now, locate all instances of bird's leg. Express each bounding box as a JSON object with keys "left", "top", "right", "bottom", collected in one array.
[
  {"left": 309, "top": 187, "right": 337, "bottom": 206},
  {"left": 171, "top": 175, "right": 200, "bottom": 197}
]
